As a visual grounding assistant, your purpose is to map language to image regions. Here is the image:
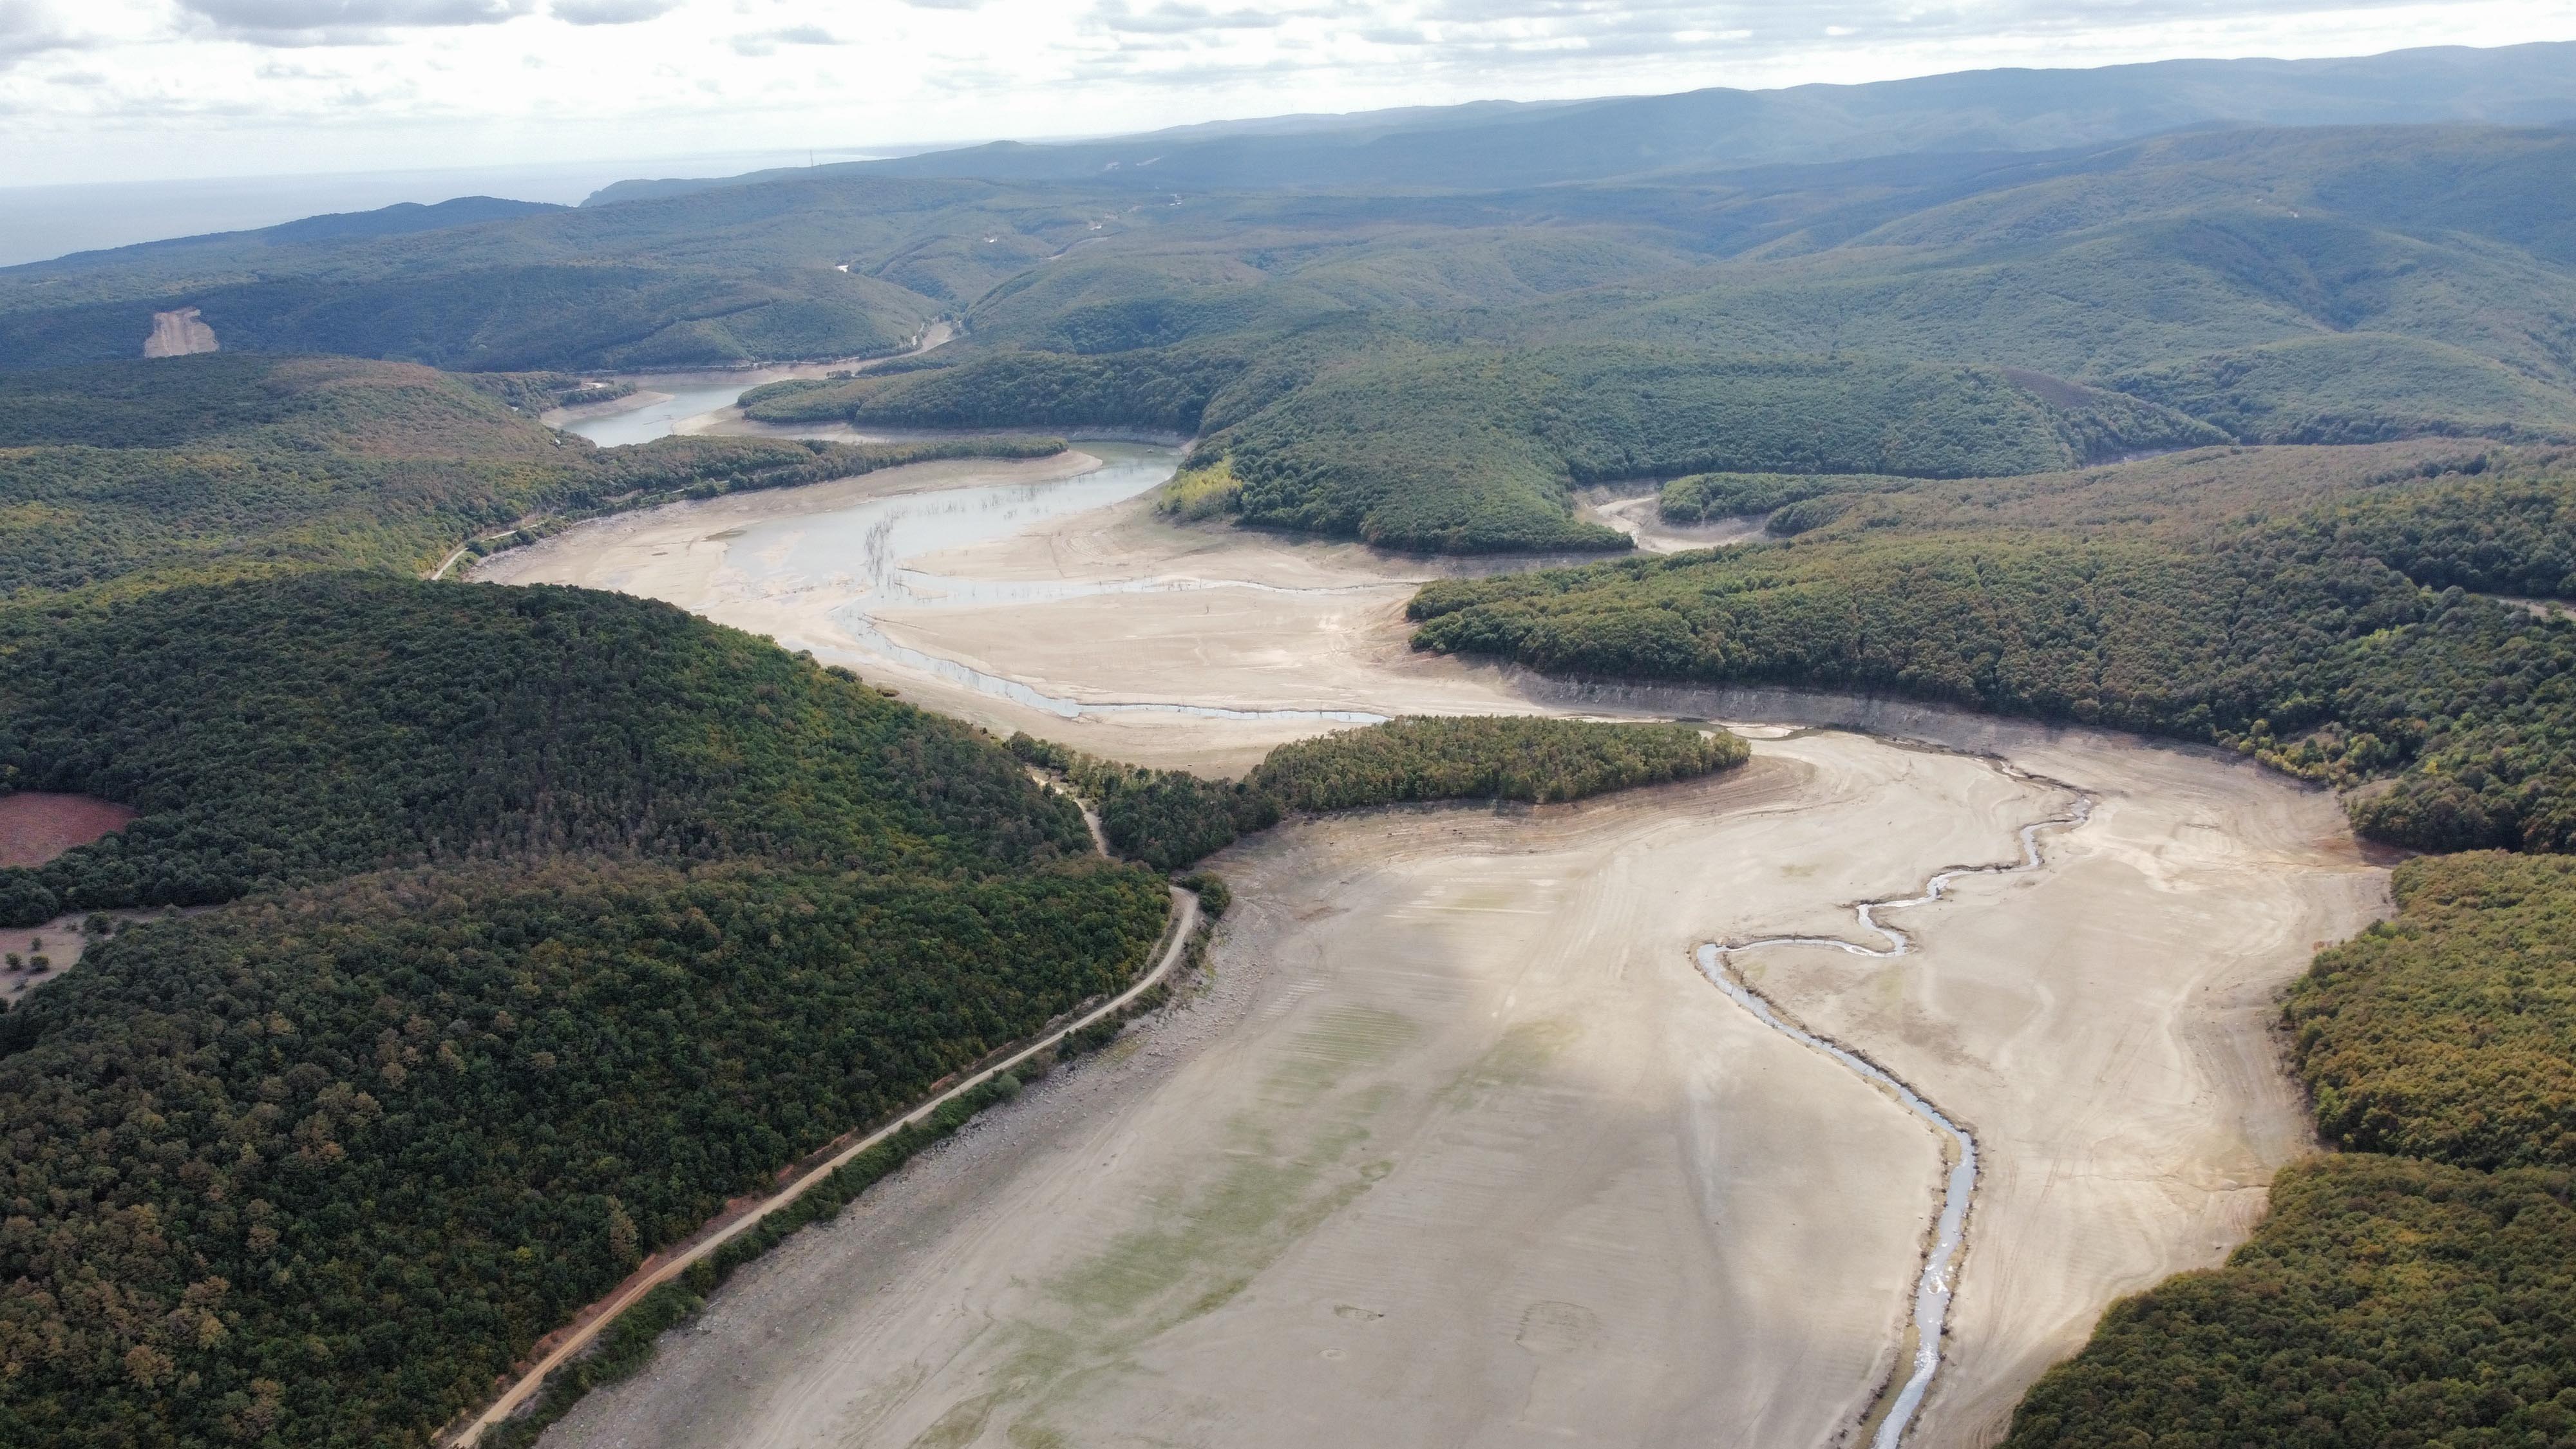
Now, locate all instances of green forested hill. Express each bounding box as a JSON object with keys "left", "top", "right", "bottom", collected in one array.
[
  {"left": 0, "top": 856, "right": 1164, "bottom": 1449},
  {"left": 0, "top": 574, "right": 1173, "bottom": 1449},
  {"left": 0, "top": 173, "right": 1129, "bottom": 370},
  {"left": 823, "top": 47, "right": 2576, "bottom": 193},
  {"left": 2106, "top": 332, "right": 2576, "bottom": 444},
  {"left": 1565, "top": 205, "right": 2576, "bottom": 402},
  {"left": 2287, "top": 853, "right": 2576, "bottom": 1173},
  {"left": 1247, "top": 715, "right": 1745, "bottom": 811},
  {"left": 0, "top": 350, "right": 1168, "bottom": 1449},
  {"left": 2003, "top": 1153, "right": 2576, "bottom": 1448},
  {"left": 7, "top": 122, "right": 2571, "bottom": 556},
  {"left": 0, "top": 352, "right": 562, "bottom": 455},
  {"left": 732, "top": 124, "right": 2571, "bottom": 549},
  {"left": 0, "top": 354, "right": 1062, "bottom": 598},
  {"left": 1214, "top": 346, "right": 2220, "bottom": 550},
  {"left": 1009, "top": 715, "right": 1748, "bottom": 869},
  {"left": 751, "top": 337, "right": 2220, "bottom": 552},
  {"left": 0, "top": 263, "right": 938, "bottom": 374},
  {"left": 1409, "top": 444, "right": 2576, "bottom": 851},
  {"left": 0, "top": 574, "right": 1093, "bottom": 925}
]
